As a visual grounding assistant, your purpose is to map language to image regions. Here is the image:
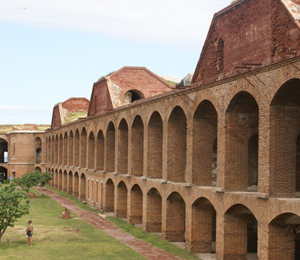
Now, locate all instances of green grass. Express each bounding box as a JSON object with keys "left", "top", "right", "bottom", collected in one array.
[
  {"left": 106, "top": 217, "right": 199, "bottom": 260},
  {"left": 0, "top": 188, "right": 146, "bottom": 260},
  {"left": 0, "top": 125, "right": 49, "bottom": 133},
  {"left": 46, "top": 186, "right": 199, "bottom": 260},
  {"left": 64, "top": 112, "right": 88, "bottom": 124}
]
